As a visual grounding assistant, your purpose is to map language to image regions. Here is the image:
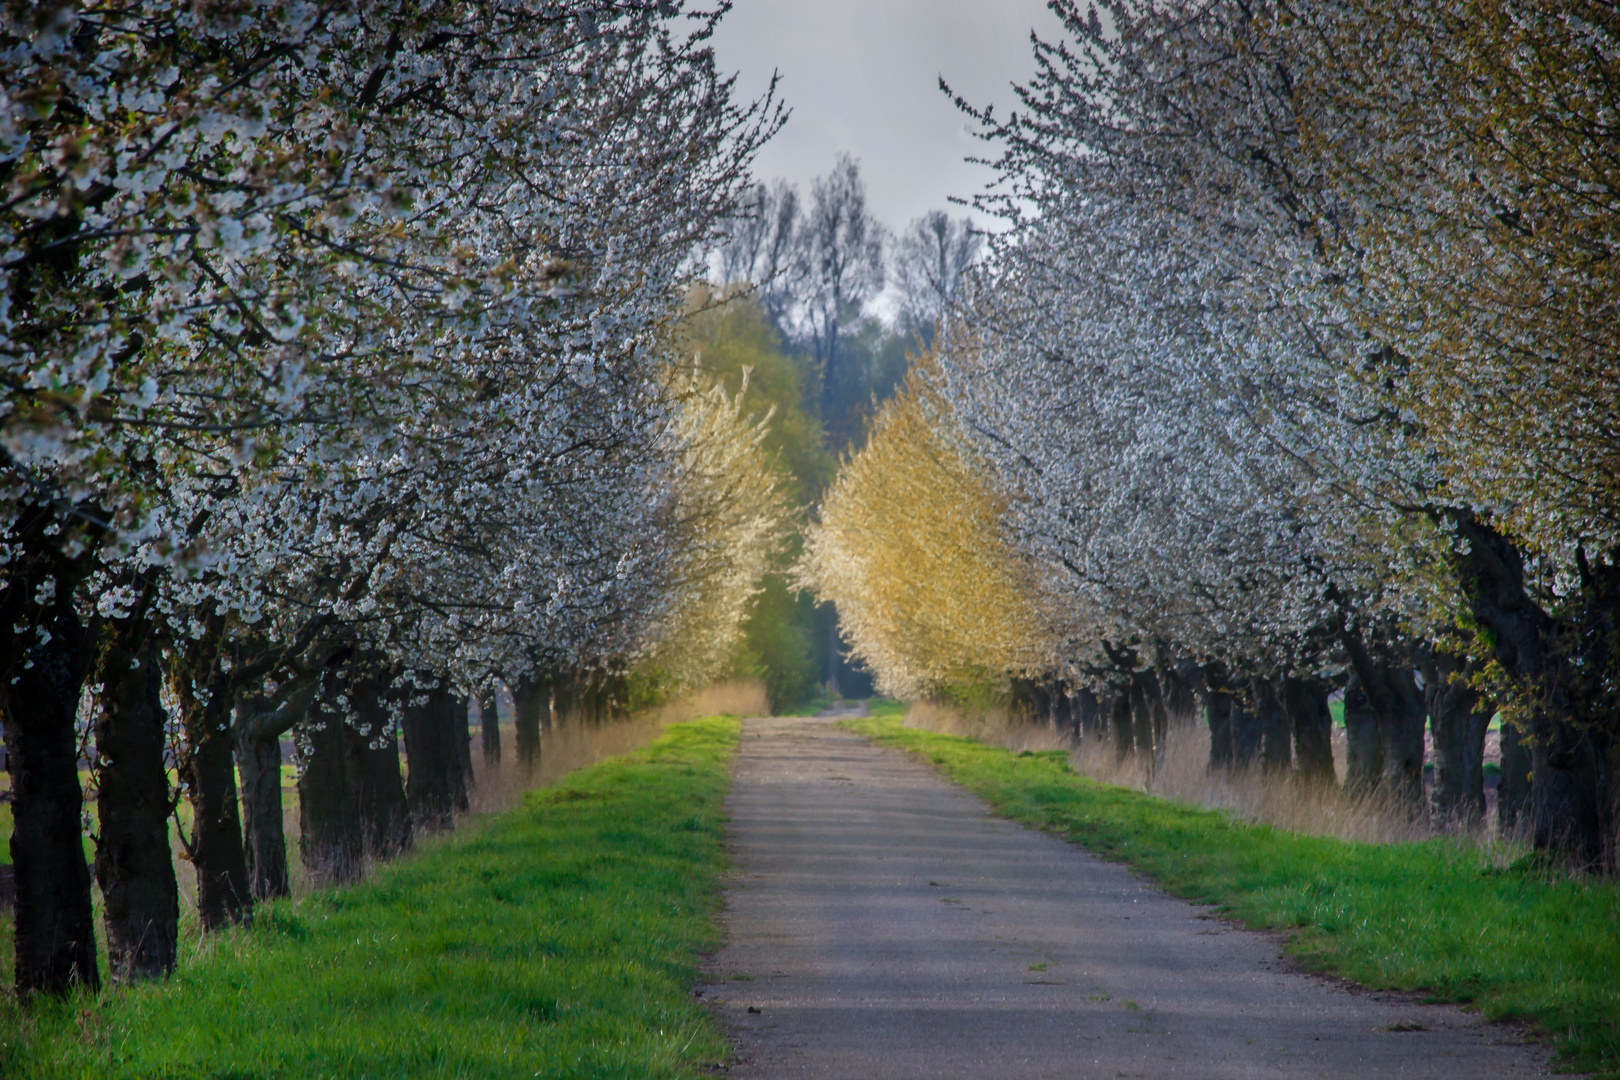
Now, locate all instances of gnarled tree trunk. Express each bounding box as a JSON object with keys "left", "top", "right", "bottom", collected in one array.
[
  {"left": 2, "top": 594, "right": 99, "bottom": 998},
  {"left": 479, "top": 688, "right": 501, "bottom": 763},
  {"left": 347, "top": 671, "right": 412, "bottom": 861},
  {"left": 1422, "top": 650, "right": 1490, "bottom": 830},
  {"left": 1105, "top": 687, "right": 1133, "bottom": 762},
  {"left": 1205, "top": 690, "right": 1234, "bottom": 772},
  {"left": 1230, "top": 696, "right": 1262, "bottom": 770},
  {"left": 295, "top": 680, "right": 364, "bottom": 888},
  {"left": 512, "top": 677, "right": 546, "bottom": 768},
  {"left": 1340, "top": 630, "right": 1426, "bottom": 818},
  {"left": 1204, "top": 664, "right": 1235, "bottom": 772},
  {"left": 1448, "top": 512, "right": 1615, "bottom": 869},
  {"left": 1283, "top": 676, "right": 1335, "bottom": 785},
  {"left": 1074, "top": 686, "right": 1101, "bottom": 741},
  {"left": 1127, "top": 674, "right": 1158, "bottom": 766},
  {"left": 1498, "top": 719, "right": 1532, "bottom": 834},
  {"left": 403, "top": 678, "right": 465, "bottom": 834},
  {"left": 234, "top": 680, "right": 318, "bottom": 901},
  {"left": 1343, "top": 672, "right": 1383, "bottom": 797},
  {"left": 171, "top": 642, "right": 251, "bottom": 931},
  {"left": 453, "top": 696, "right": 474, "bottom": 796},
  {"left": 1253, "top": 677, "right": 1293, "bottom": 774},
  {"left": 92, "top": 612, "right": 179, "bottom": 983}
]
